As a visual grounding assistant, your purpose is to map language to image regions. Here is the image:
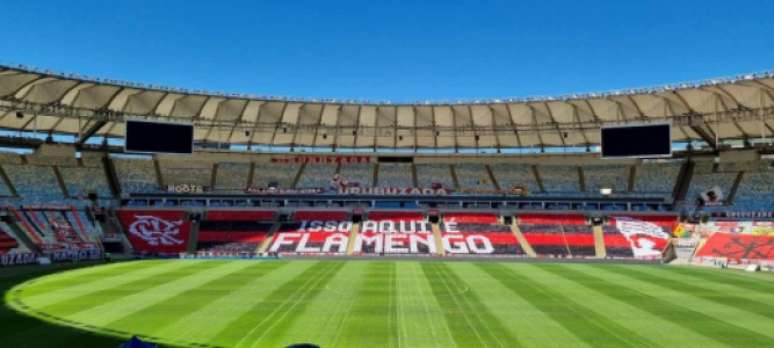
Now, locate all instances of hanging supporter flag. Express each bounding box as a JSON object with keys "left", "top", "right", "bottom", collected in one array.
[
  {"left": 117, "top": 210, "right": 191, "bottom": 253},
  {"left": 614, "top": 217, "right": 670, "bottom": 258},
  {"left": 699, "top": 186, "right": 724, "bottom": 206}
]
